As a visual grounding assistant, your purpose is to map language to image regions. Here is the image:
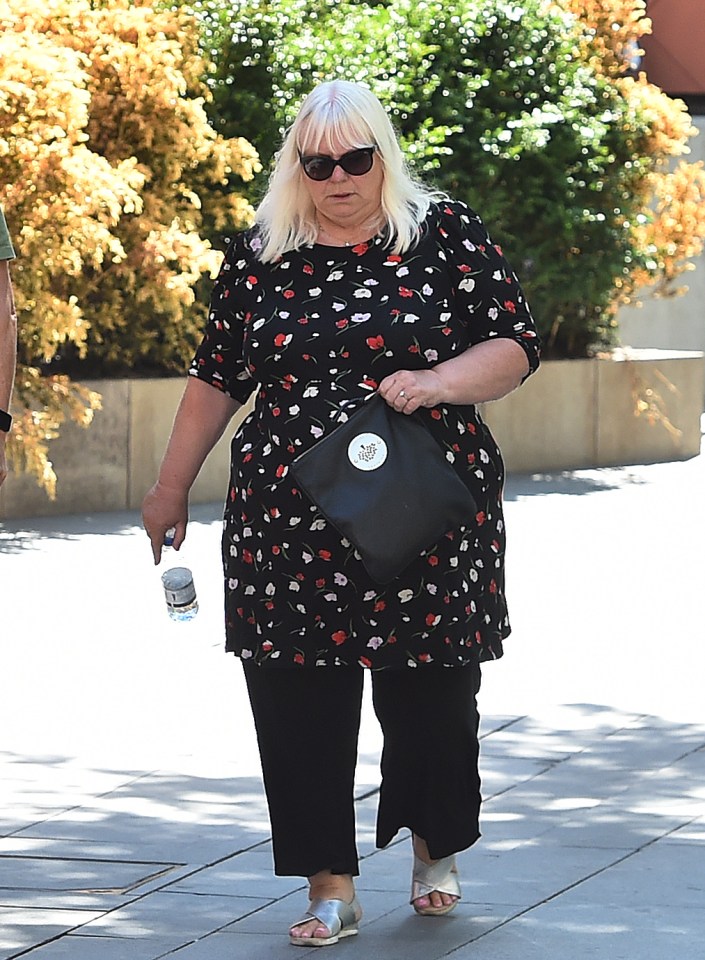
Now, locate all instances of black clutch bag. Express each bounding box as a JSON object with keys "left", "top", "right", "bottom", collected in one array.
[{"left": 290, "top": 394, "right": 477, "bottom": 584}]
